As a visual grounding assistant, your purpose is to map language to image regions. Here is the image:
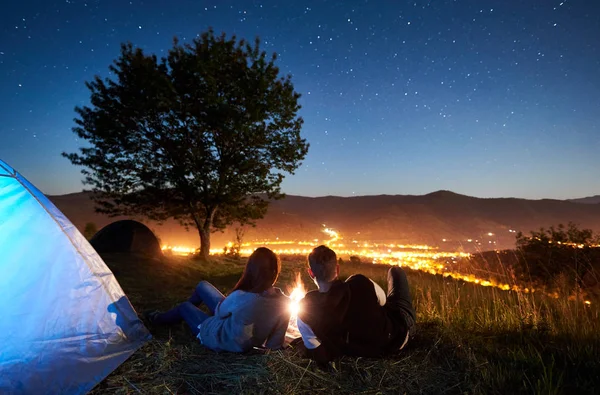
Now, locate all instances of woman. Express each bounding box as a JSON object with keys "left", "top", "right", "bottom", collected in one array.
[{"left": 146, "top": 247, "right": 291, "bottom": 352}]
